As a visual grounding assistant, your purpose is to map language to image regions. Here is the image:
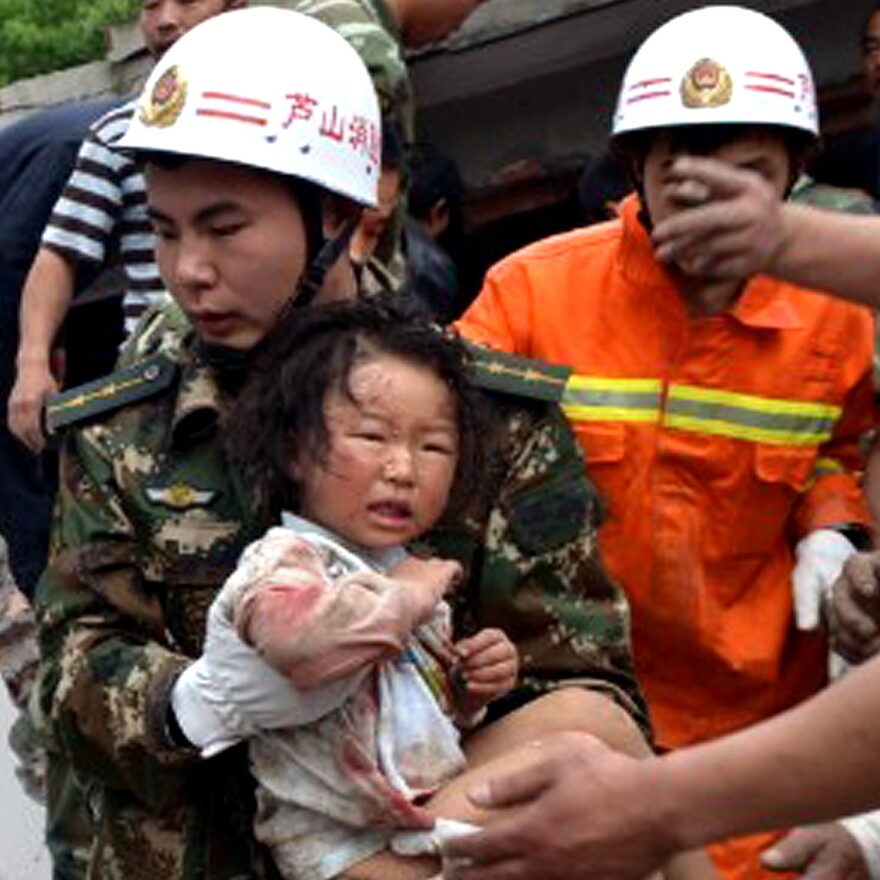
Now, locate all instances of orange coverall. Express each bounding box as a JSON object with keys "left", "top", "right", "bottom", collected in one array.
[{"left": 458, "top": 194, "right": 876, "bottom": 880}]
